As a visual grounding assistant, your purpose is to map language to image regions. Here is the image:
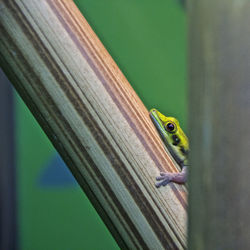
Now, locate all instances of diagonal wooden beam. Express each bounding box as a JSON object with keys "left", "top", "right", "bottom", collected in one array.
[{"left": 0, "top": 0, "right": 187, "bottom": 248}]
